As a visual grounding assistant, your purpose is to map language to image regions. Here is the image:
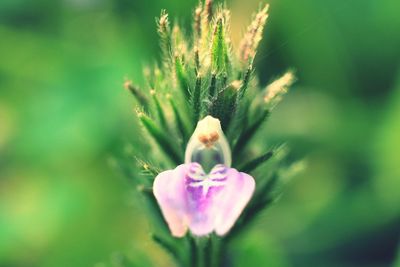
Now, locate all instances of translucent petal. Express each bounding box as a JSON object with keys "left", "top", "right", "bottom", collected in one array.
[{"left": 185, "top": 116, "right": 231, "bottom": 168}]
